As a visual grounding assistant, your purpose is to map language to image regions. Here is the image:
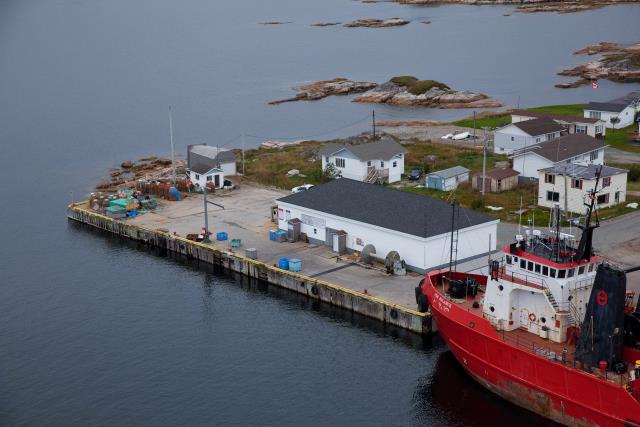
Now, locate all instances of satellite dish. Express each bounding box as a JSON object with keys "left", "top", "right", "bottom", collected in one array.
[{"left": 360, "top": 244, "right": 376, "bottom": 265}]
